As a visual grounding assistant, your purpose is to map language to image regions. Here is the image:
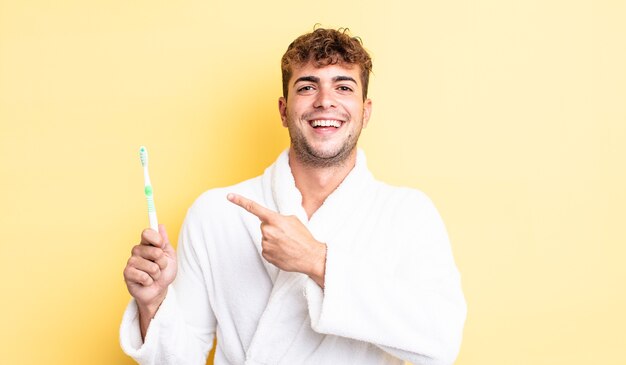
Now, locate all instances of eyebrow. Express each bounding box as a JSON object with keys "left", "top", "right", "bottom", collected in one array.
[
  {"left": 294, "top": 76, "right": 320, "bottom": 85},
  {"left": 293, "top": 75, "right": 358, "bottom": 86},
  {"left": 333, "top": 76, "right": 357, "bottom": 83}
]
